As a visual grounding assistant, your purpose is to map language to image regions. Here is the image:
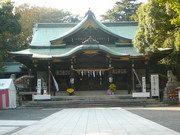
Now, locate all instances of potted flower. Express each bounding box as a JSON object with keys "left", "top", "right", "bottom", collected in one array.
[
  {"left": 66, "top": 88, "right": 75, "bottom": 96},
  {"left": 108, "top": 83, "right": 116, "bottom": 95}
]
